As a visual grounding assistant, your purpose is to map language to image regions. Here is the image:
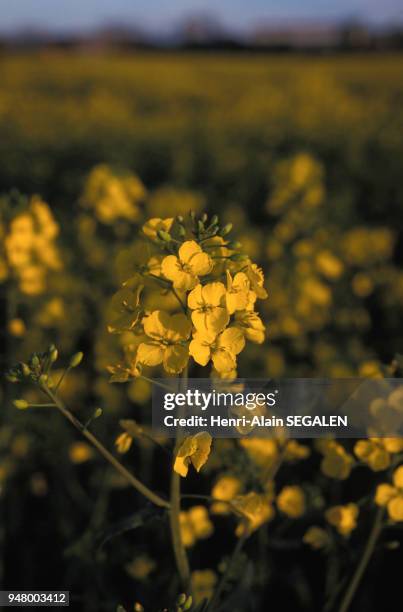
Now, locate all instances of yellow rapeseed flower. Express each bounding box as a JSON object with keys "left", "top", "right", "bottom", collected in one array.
[
  {"left": 189, "top": 327, "right": 245, "bottom": 374},
  {"left": 142, "top": 217, "right": 173, "bottom": 240},
  {"left": 161, "top": 241, "right": 213, "bottom": 291},
  {"left": 325, "top": 503, "right": 358, "bottom": 536},
  {"left": 277, "top": 485, "right": 306, "bottom": 518},
  {"left": 233, "top": 492, "right": 275, "bottom": 536},
  {"left": 188, "top": 282, "right": 229, "bottom": 336},
  {"left": 375, "top": 465, "right": 403, "bottom": 521},
  {"left": 225, "top": 271, "right": 255, "bottom": 314},
  {"left": 174, "top": 432, "right": 212, "bottom": 478},
  {"left": 136, "top": 310, "right": 191, "bottom": 374},
  {"left": 303, "top": 526, "right": 330, "bottom": 550}
]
